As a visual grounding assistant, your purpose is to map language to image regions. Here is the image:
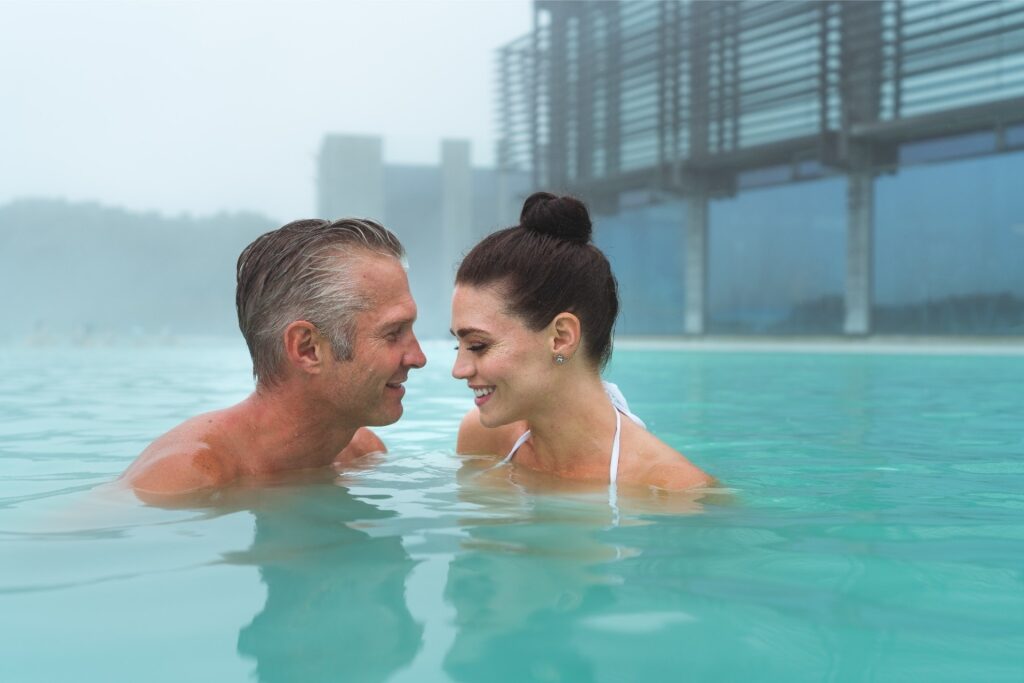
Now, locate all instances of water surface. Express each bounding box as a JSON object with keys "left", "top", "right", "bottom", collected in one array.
[{"left": 2, "top": 340, "right": 1022, "bottom": 682}]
